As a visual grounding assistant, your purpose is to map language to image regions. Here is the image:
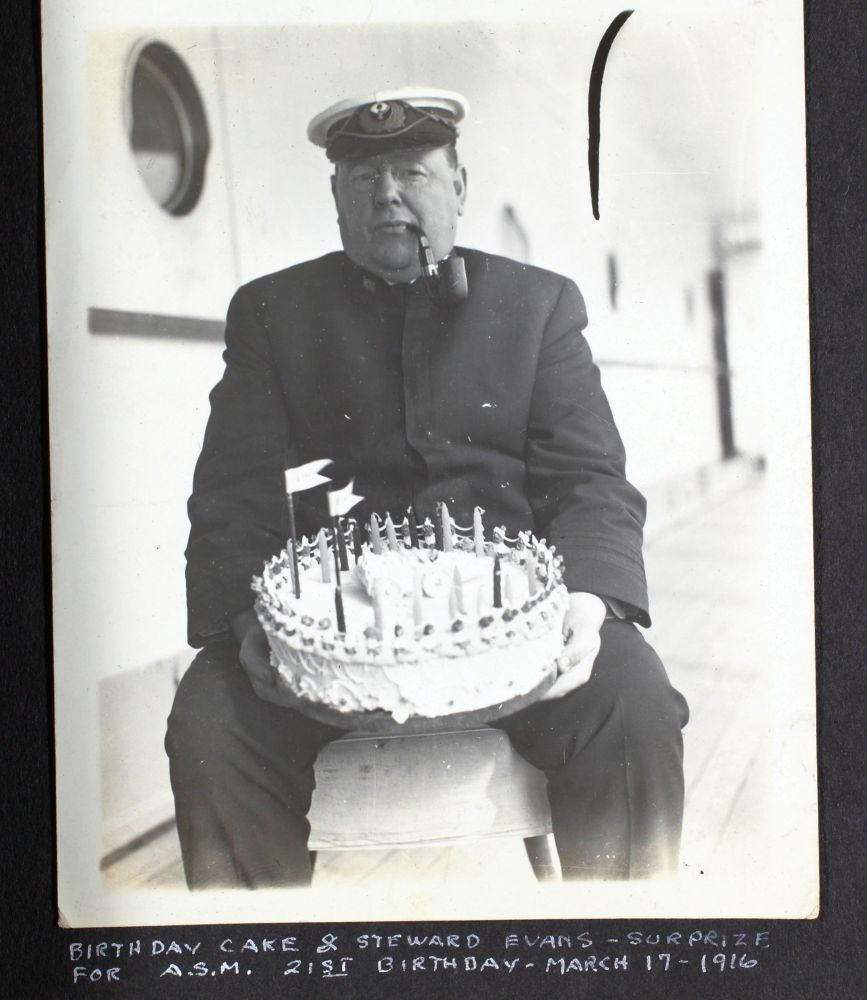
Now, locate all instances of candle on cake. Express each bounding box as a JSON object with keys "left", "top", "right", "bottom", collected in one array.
[
  {"left": 329, "top": 524, "right": 342, "bottom": 583},
  {"left": 326, "top": 481, "right": 364, "bottom": 633},
  {"left": 282, "top": 456, "right": 333, "bottom": 597},
  {"left": 407, "top": 508, "right": 420, "bottom": 548},
  {"left": 493, "top": 554, "right": 502, "bottom": 608},
  {"left": 440, "top": 501, "right": 454, "bottom": 552},
  {"left": 369, "top": 513, "right": 382, "bottom": 554},
  {"left": 335, "top": 519, "right": 349, "bottom": 571},
  {"left": 334, "top": 585, "right": 347, "bottom": 633},
  {"left": 434, "top": 506, "right": 444, "bottom": 550},
  {"left": 448, "top": 578, "right": 460, "bottom": 620},
  {"left": 473, "top": 506, "right": 485, "bottom": 557},
  {"left": 385, "top": 513, "right": 399, "bottom": 551},
  {"left": 504, "top": 572, "right": 515, "bottom": 607},
  {"left": 452, "top": 565, "right": 467, "bottom": 614},
  {"left": 318, "top": 530, "right": 331, "bottom": 583},
  {"left": 352, "top": 522, "right": 362, "bottom": 563},
  {"left": 526, "top": 553, "right": 538, "bottom": 595}
]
